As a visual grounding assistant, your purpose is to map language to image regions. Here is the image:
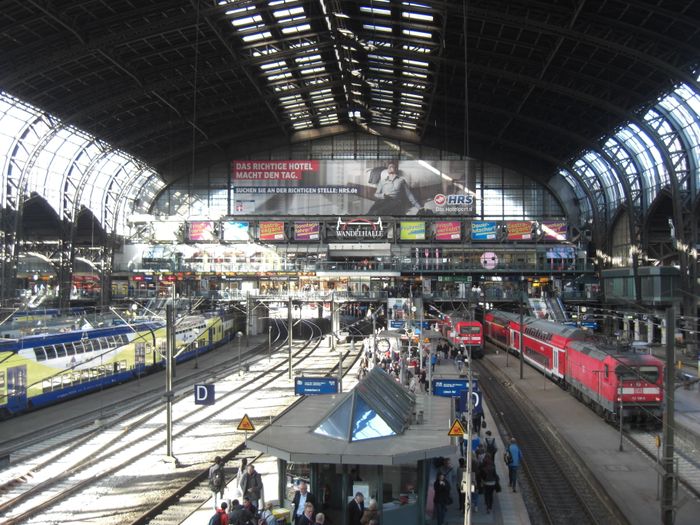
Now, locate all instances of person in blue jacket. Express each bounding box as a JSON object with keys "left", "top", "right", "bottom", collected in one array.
[{"left": 506, "top": 437, "right": 523, "bottom": 492}]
